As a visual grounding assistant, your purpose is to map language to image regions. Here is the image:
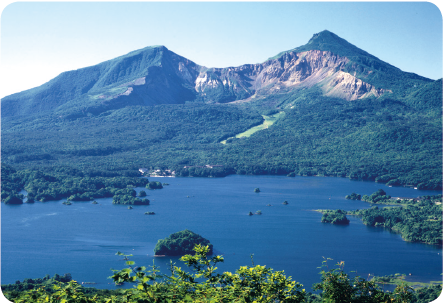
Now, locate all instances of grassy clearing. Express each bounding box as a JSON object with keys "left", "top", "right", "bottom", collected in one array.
[{"left": 221, "top": 111, "right": 284, "bottom": 144}]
